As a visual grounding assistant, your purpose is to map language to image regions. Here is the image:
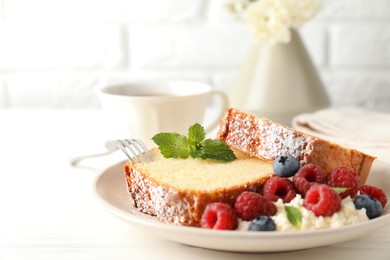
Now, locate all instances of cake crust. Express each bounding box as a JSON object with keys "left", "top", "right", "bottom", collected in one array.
[{"left": 216, "top": 108, "right": 375, "bottom": 185}]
